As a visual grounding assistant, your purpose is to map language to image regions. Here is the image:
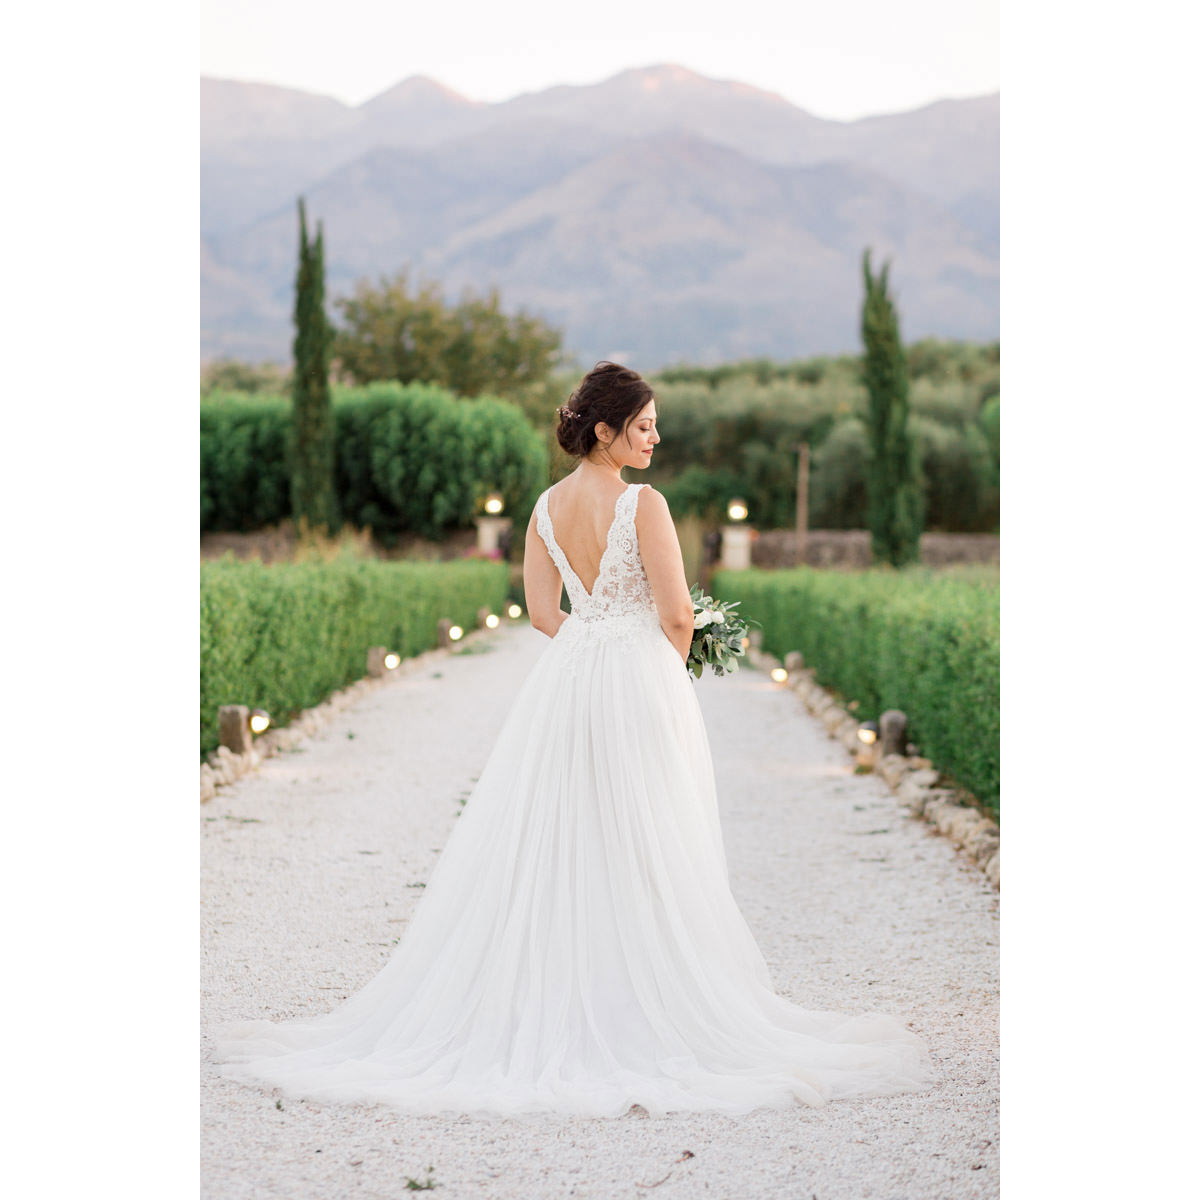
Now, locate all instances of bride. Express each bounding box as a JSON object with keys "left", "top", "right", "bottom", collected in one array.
[{"left": 211, "top": 361, "right": 933, "bottom": 1118}]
